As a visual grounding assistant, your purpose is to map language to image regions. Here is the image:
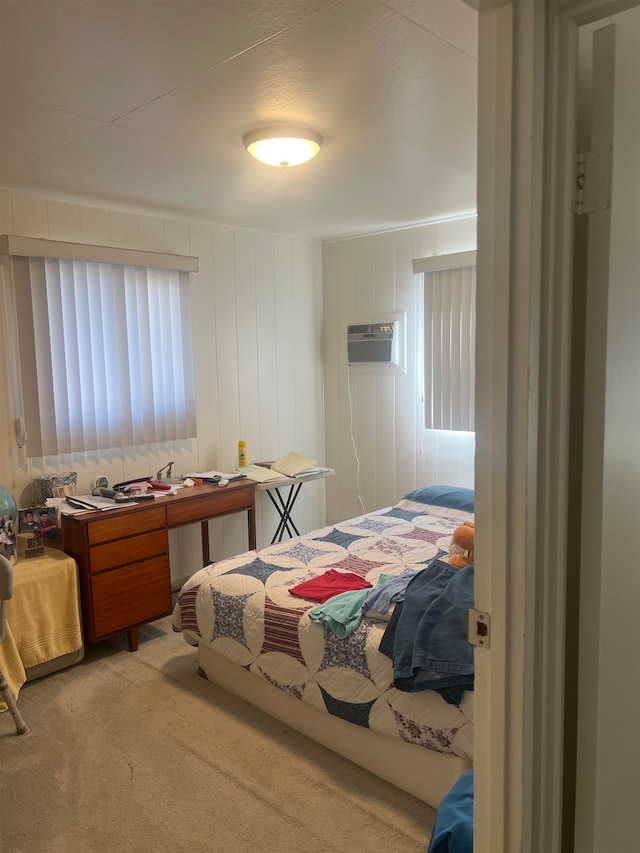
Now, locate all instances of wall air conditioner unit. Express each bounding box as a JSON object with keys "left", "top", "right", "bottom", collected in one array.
[{"left": 347, "top": 320, "right": 401, "bottom": 366}]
